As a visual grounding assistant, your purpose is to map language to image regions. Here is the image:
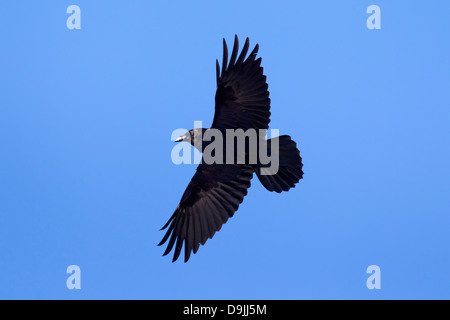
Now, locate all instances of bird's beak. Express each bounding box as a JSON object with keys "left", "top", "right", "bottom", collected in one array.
[{"left": 174, "top": 136, "right": 184, "bottom": 142}]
